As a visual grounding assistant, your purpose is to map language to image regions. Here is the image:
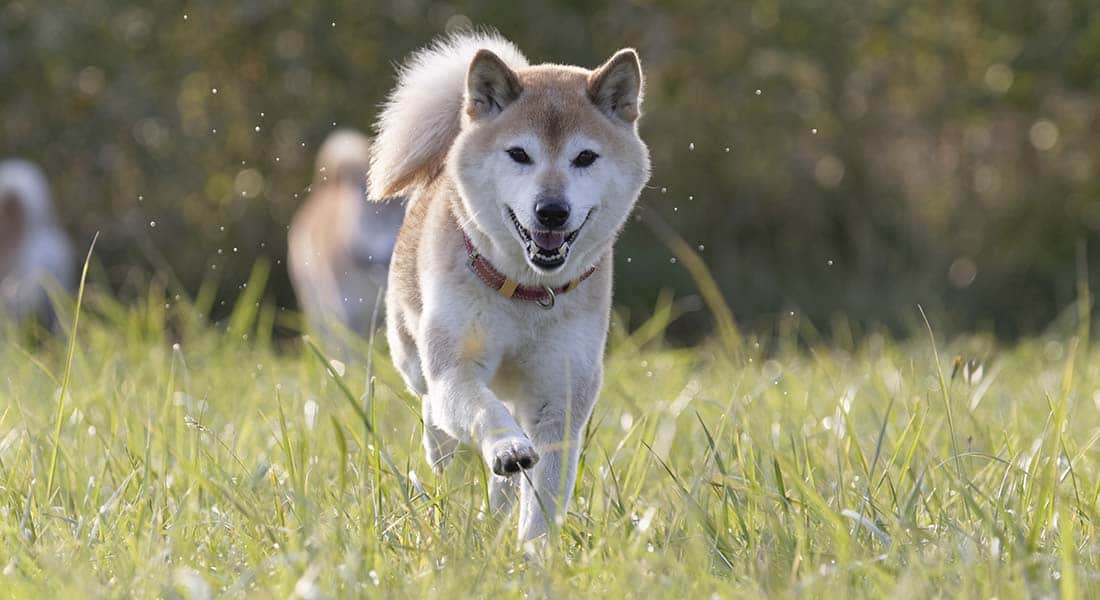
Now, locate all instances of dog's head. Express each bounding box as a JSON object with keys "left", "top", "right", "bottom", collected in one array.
[{"left": 448, "top": 48, "right": 650, "bottom": 280}]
